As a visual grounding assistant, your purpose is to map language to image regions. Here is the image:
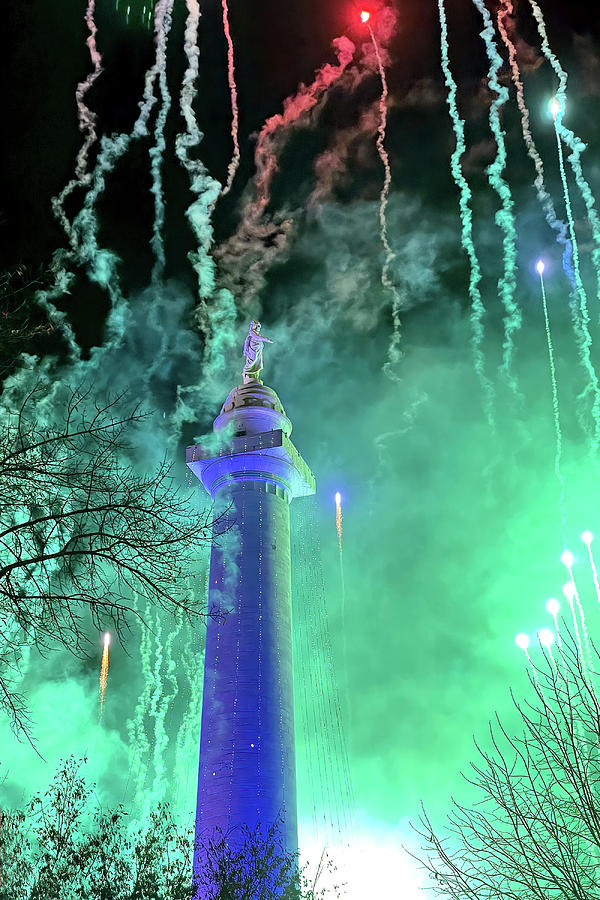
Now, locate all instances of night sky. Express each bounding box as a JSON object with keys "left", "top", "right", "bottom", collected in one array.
[{"left": 3, "top": 0, "right": 600, "bottom": 895}]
